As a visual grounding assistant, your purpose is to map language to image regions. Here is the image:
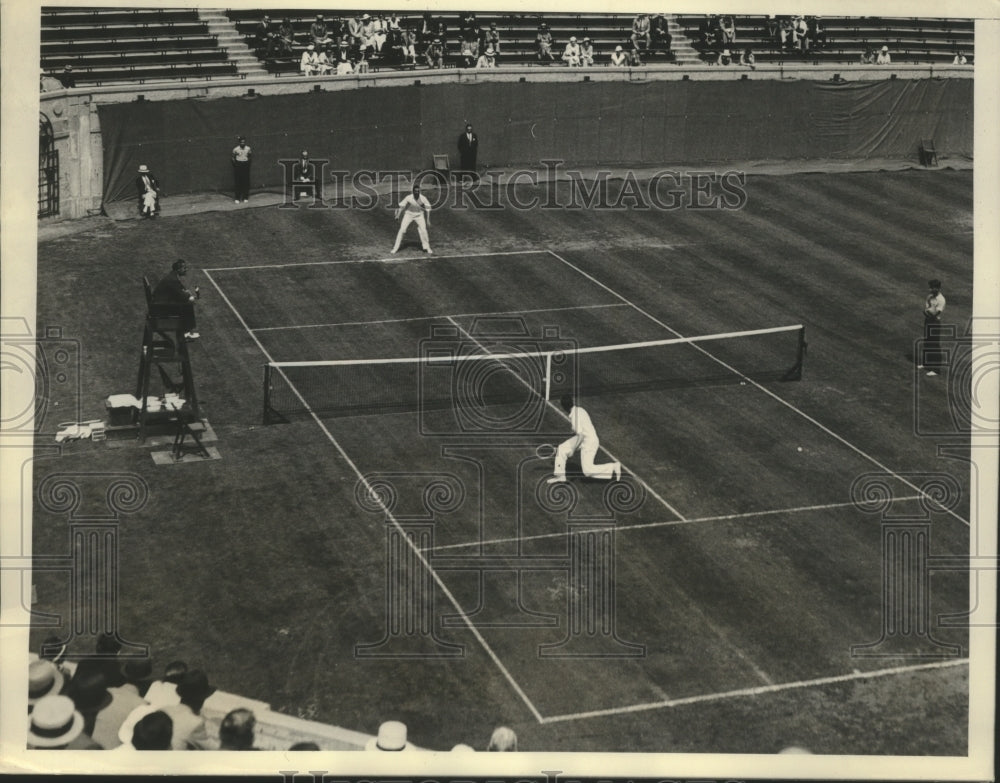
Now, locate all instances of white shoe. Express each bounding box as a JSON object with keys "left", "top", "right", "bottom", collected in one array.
[
  {"left": 184, "top": 331, "right": 200, "bottom": 340},
  {"left": 612, "top": 462, "right": 622, "bottom": 481},
  {"left": 926, "top": 370, "right": 938, "bottom": 376},
  {"left": 390, "top": 248, "right": 398, "bottom": 254},
  {"left": 916, "top": 364, "right": 924, "bottom": 369},
  {"left": 424, "top": 248, "right": 432, "bottom": 254},
  {"left": 243, "top": 199, "right": 248, "bottom": 203},
  {"left": 235, "top": 199, "right": 240, "bottom": 204},
  {"left": 546, "top": 476, "right": 566, "bottom": 484}
]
